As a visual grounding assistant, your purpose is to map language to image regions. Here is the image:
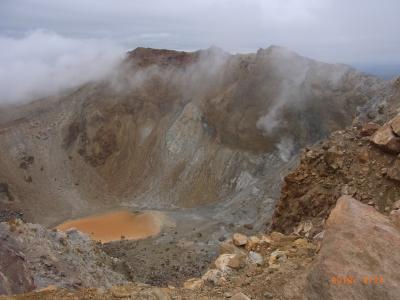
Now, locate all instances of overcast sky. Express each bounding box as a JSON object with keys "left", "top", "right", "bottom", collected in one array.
[
  {"left": 0, "top": 0, "right": 399, "bottom": 103},
  {"left": 1, "top": 0, "right": 400, "bottom": 64}
]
